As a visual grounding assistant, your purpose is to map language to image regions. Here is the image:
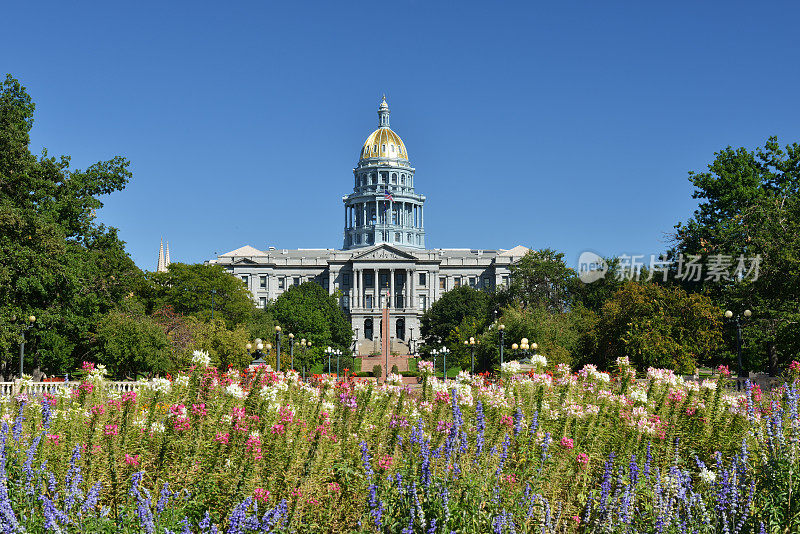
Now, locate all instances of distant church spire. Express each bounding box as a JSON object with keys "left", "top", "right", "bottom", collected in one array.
[
  {"left": 378, "top": 95, "right": 390, "bottom": 128},
  {"left": 157, "top": 237, "right": 165, "bottom": 272},
  {"left": 156, "top": 237, "right": 170, "bottom": 272}
]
